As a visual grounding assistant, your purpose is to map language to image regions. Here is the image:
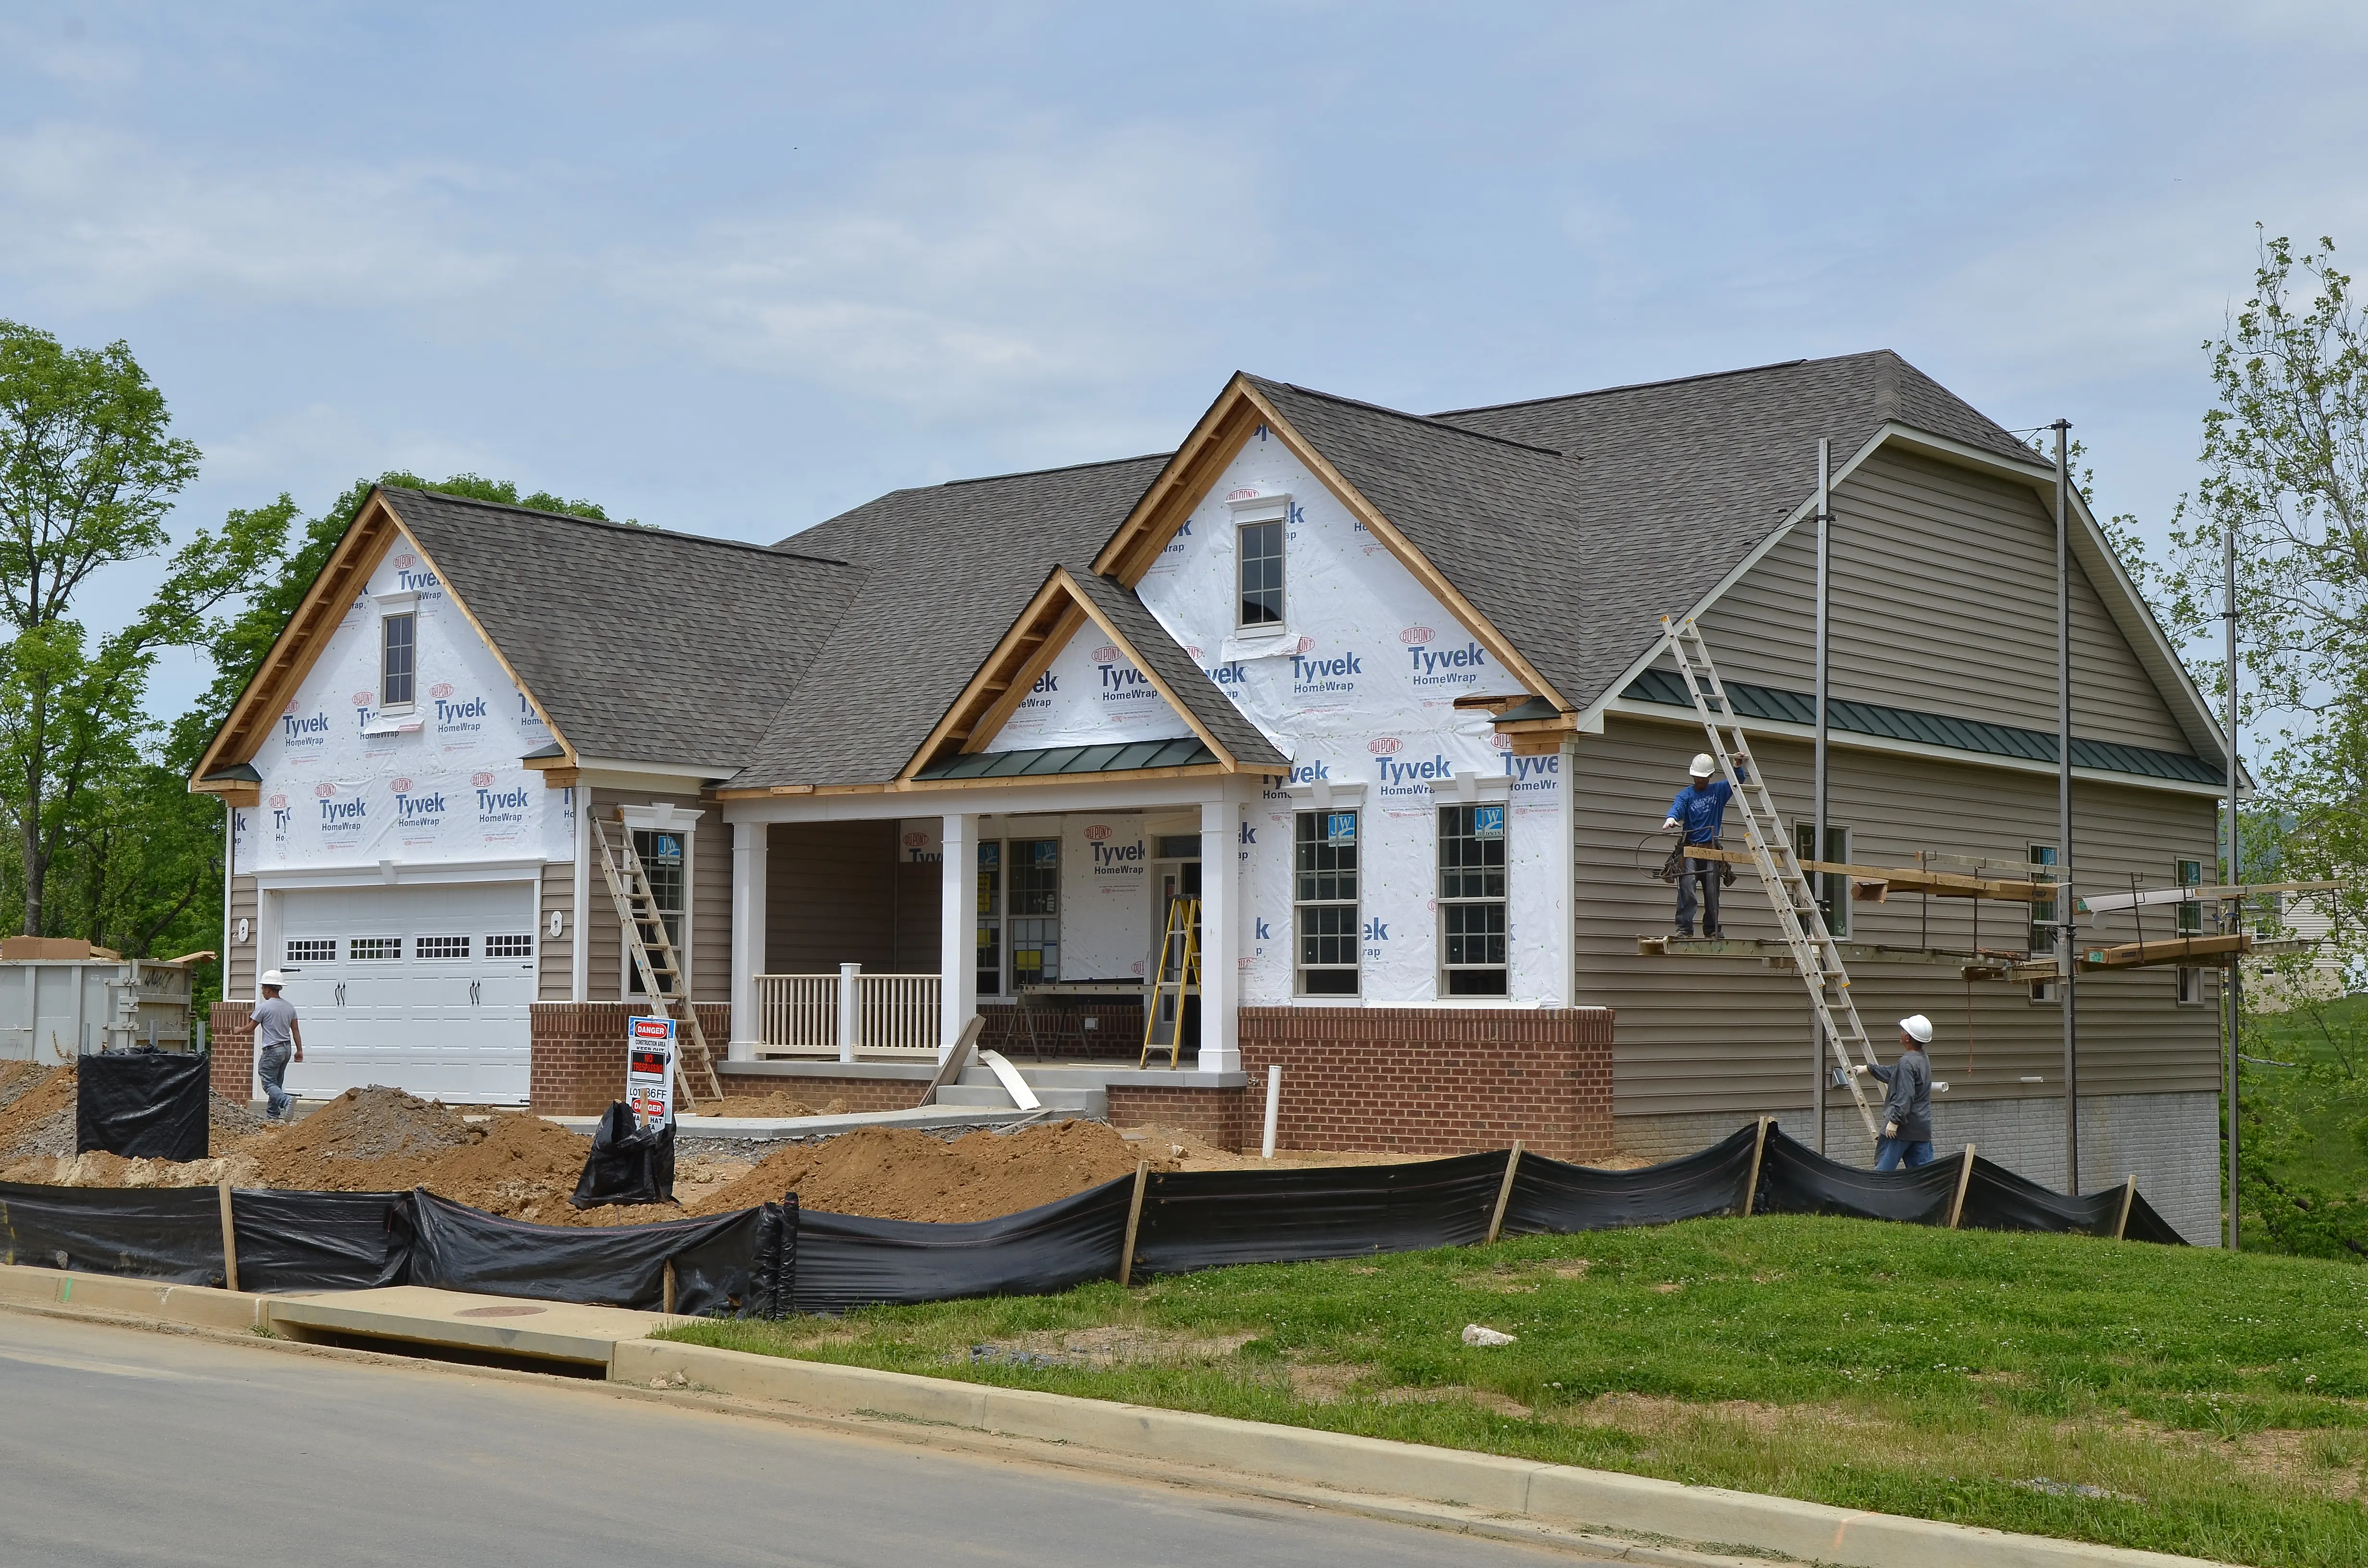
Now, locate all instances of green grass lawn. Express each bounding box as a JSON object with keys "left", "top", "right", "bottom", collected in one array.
[
  {"left": 666, "top": 1216, "right": 2368, "bottom": 1566},
  {"left": 2242, "top": 993, "right": 2368, "bottom": 1260}
]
